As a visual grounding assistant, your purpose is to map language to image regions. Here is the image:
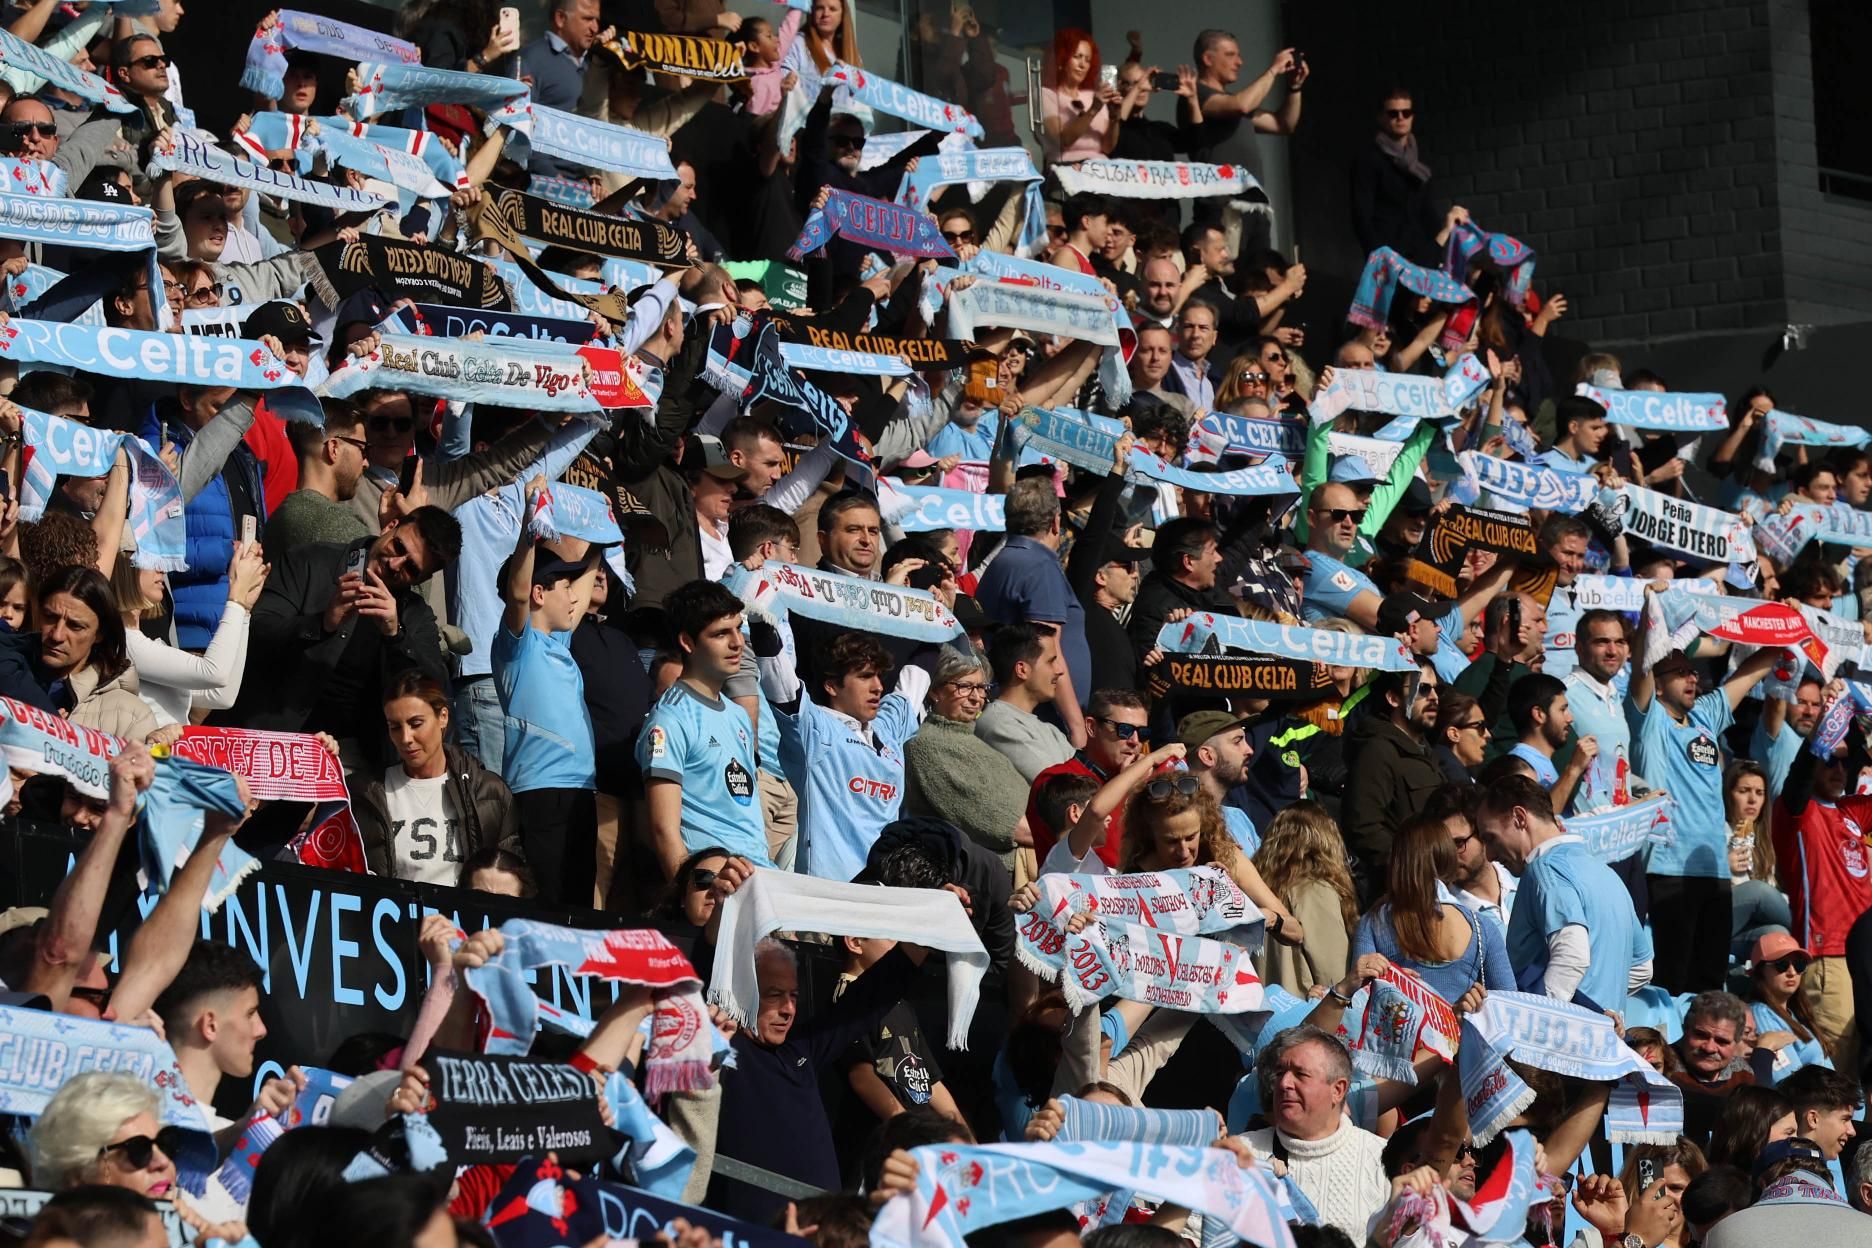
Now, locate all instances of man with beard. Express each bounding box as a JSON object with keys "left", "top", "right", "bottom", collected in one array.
[
  {"left": 1182, "top": 710, "right": 1259, "bottom": 855},
  {"left": 1754, "top": 675, "right": 1825, "bottom": 807},
  {"left": 1343, "top": 659, "right": 1443, "bottom": 902},
  {"left": 1505, "top": 673, "right": 1596, "bottom": 813}
]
